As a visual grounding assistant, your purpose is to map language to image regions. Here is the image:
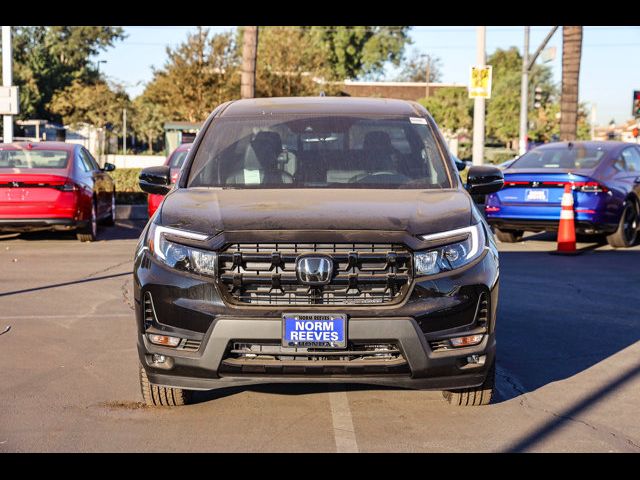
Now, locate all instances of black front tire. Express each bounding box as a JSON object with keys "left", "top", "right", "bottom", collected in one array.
[
  {"left": 606, "top": 201, "right": 638, "bottom": 248},
  {"left": 443, "top": 361, "right": 495, "bottom": 406},
  {"left": 139, "top": 364, "right": 192, "bottom": 407},
  {"left": 494, "top": 228, "right": 524, "bottom": 243}
]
